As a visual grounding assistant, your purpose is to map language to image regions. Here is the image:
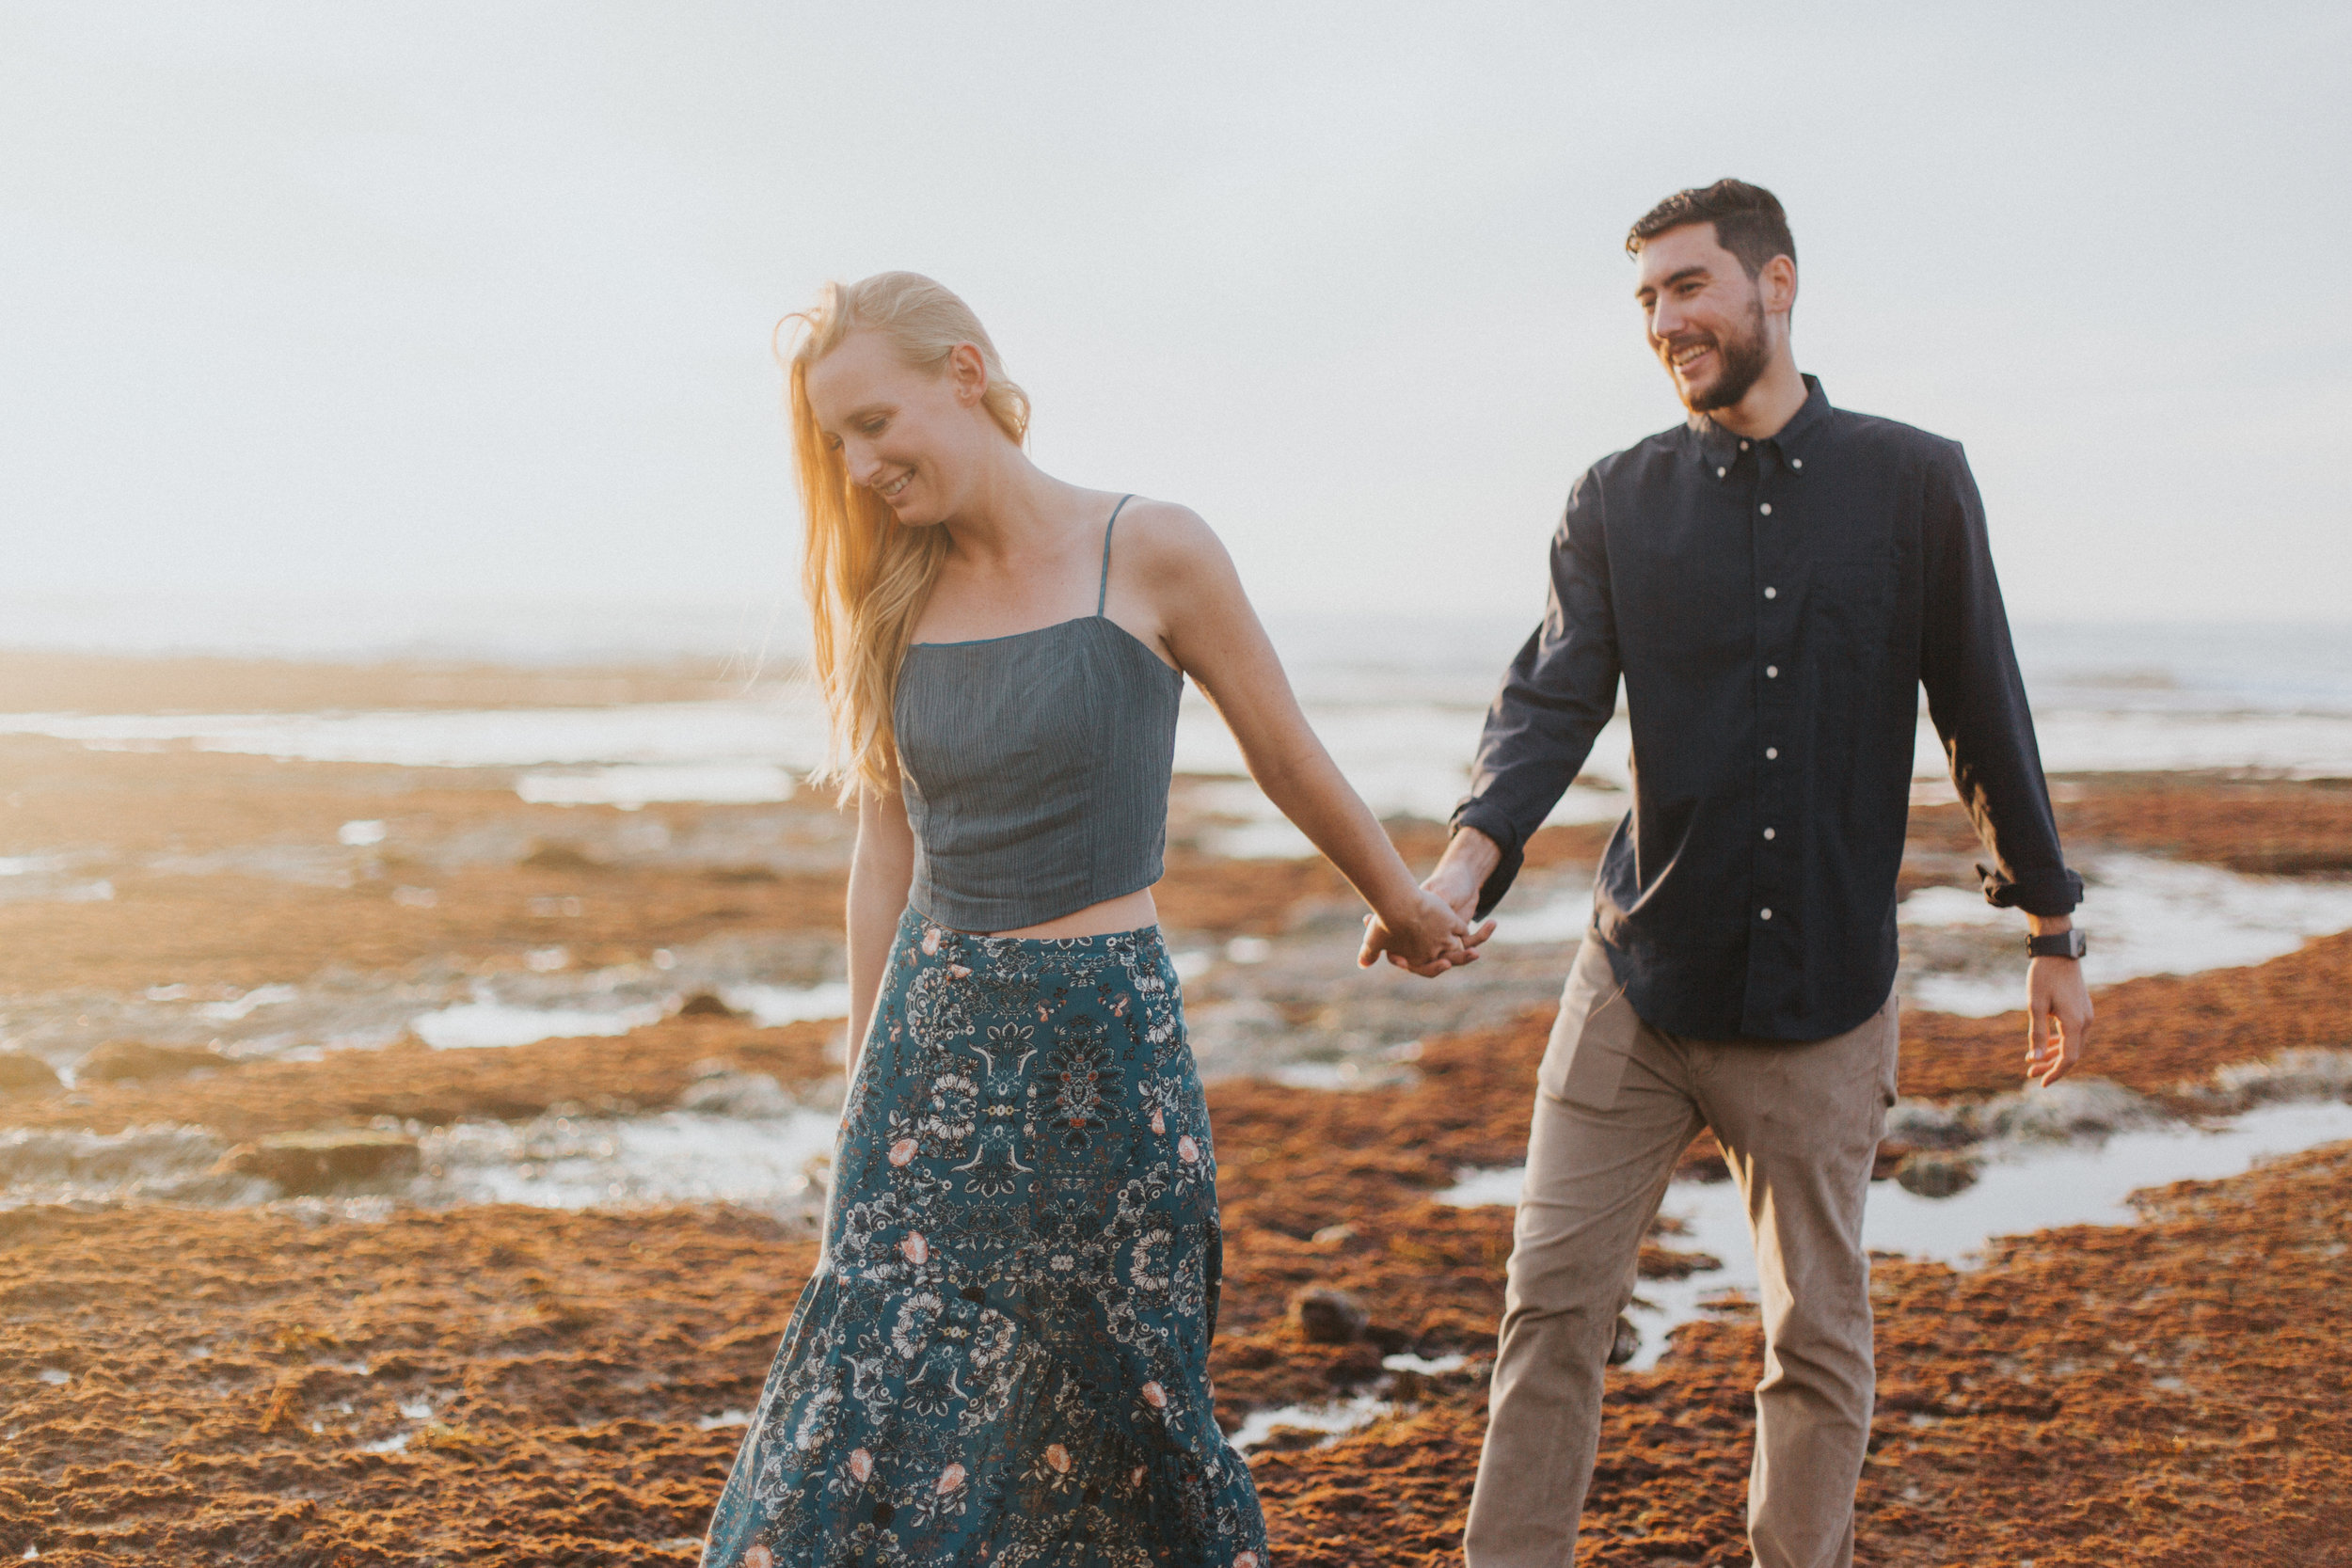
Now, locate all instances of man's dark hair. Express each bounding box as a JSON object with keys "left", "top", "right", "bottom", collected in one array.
[{"left": 1626, "top": 180, "right": 1795, "bottom": 278}]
